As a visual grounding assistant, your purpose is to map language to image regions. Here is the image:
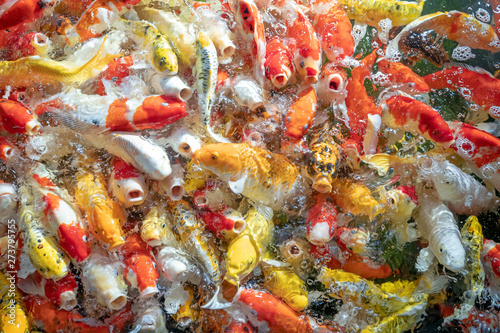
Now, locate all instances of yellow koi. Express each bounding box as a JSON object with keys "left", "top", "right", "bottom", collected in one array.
[
  {"left": 0, "top": 272, "right": 31, "bottom": 333},
  {"left": 173, "top": 285, "right": 200, "bottom": 328},
  {"left": 360, "top": 153, "right": 416, "bottom": 176},
  {"left": 140, "top": 204, "right": 180, "bottom": 247},
  {"left": 192, "top": 143, "right": 300, "bottom": 210},
  {"left": 184, "top": 160, "right": 213, "bottom": 193},
  {"left": 224, "top": 207, "right": 273, "bottom": 287},
  {"left": 307, "top": 124, "right": 341, "bottom": 193},
  {"left": 19, "top": 185, "right": 70, "bottom": 281},
  {"left": 74, "top": 172, "right": 126, "bottom": 250},
  {"left": 337, "top": 0, "right": 425, "bottom": 27},
  {"left": 330, "top": 178, "right": 385, "bottom": 219},
  {"left": 0, "top": 36, "right": 118, "bottom": 90}
]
